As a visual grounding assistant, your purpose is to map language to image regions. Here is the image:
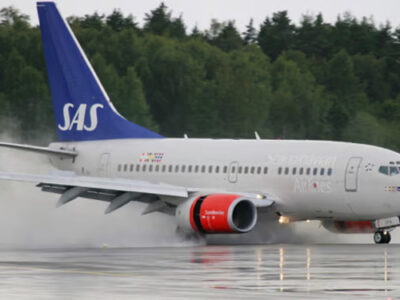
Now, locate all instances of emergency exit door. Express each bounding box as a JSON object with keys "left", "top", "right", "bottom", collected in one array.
[
  {"left": 98, "top": 153, "right": 110, "bottom": 177},
  {"left": 228, "top": 161, "right": 239, "bottom": 183}
]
